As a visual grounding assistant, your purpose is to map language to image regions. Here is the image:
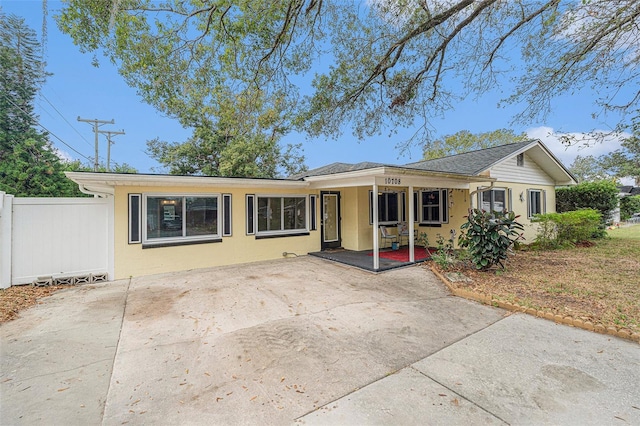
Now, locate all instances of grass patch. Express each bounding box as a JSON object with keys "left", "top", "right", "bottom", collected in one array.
[{"left": 433, "top": 224, "right": 640, "bottom": 333}]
